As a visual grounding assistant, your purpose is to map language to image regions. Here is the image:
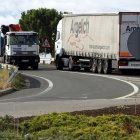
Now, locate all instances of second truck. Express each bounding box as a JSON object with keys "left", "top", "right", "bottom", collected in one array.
[
  {"left": 0, "top": 24, "right": 40, "bottom": 70},
  {"left": 55, "top": 12, "right": 140, "bottom": 74}
]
